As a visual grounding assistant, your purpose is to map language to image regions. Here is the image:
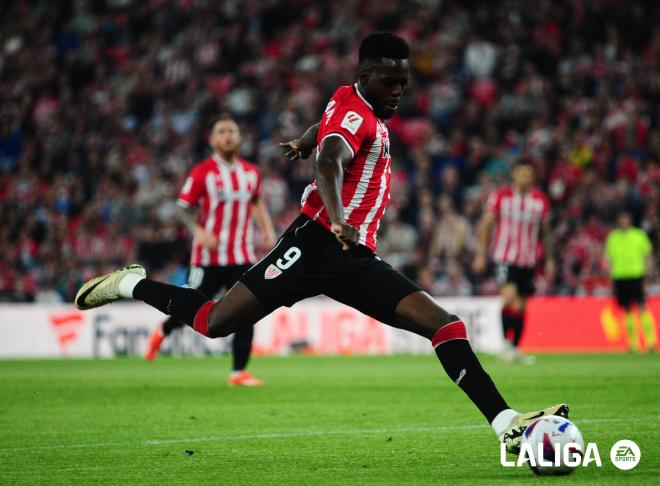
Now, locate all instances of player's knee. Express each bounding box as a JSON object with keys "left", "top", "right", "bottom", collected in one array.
[
  {"left": 395, "top": 291, "right": 455, "bottom": 333},
  {"left": 430, "top": 316, "right": 468, "bottom": 348},
  {"left": 207, "top": 307, "right": 242, "bottom": 338},
  {"left": 207, "top": 316, "right": 232, "bottom": 338}
]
